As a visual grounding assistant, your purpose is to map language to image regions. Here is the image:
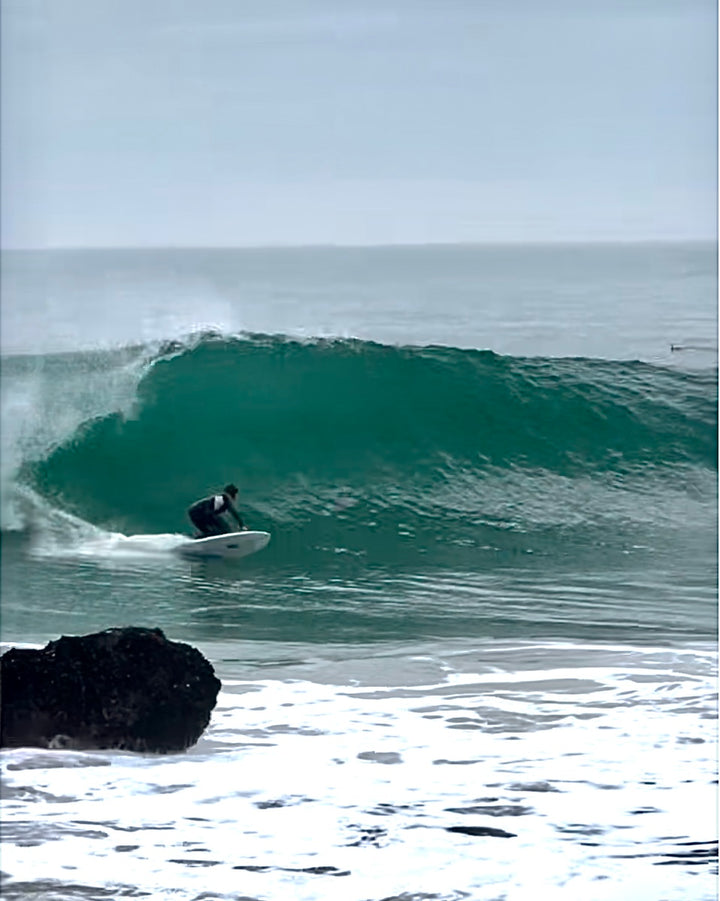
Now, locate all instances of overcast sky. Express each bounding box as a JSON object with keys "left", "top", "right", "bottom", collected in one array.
[{"left": 1, "top": 0, "right": 716, "bottom": 247}]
